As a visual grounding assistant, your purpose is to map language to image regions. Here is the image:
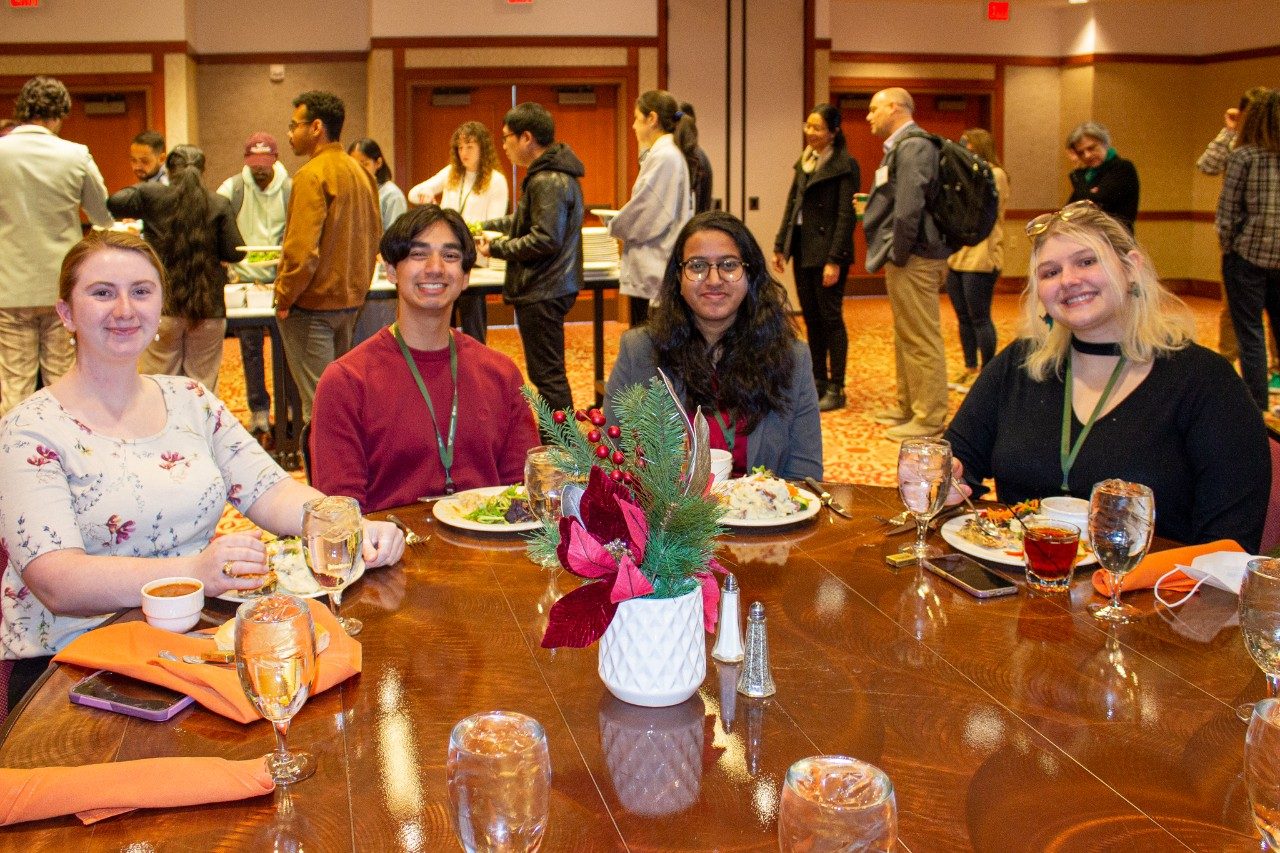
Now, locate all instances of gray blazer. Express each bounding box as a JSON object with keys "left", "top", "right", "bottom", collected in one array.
[
  {"left": 863, "top": 124, "right": 951, "bottom": 273},
  {"left": 605, "top": 328, "right": 823, "bottom": 481}
]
